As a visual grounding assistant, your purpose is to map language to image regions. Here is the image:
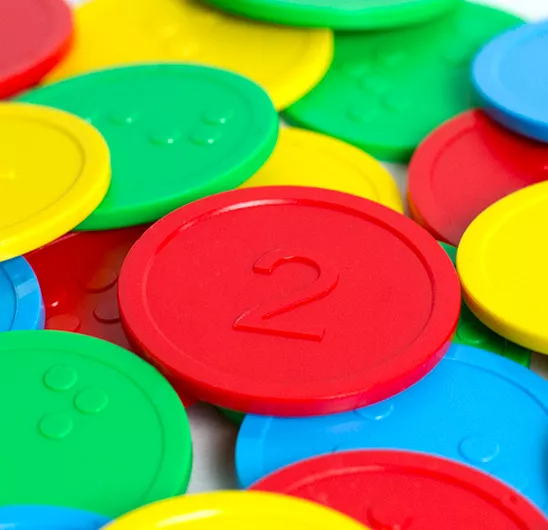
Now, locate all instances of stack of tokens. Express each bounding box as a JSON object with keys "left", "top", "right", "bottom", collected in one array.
[{"left": 1, "top": 0, "right": 548, "bottom": 528}]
